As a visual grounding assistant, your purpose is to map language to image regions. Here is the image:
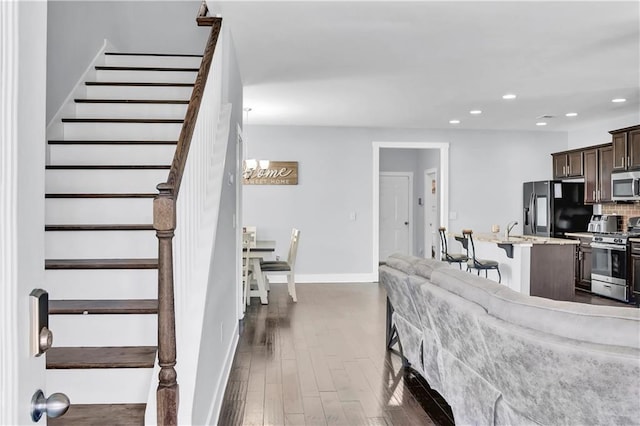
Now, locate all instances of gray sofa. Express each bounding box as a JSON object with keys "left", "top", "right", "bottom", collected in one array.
[{"left": 380, "top": 253, "right": 640, "bottom": 425}]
